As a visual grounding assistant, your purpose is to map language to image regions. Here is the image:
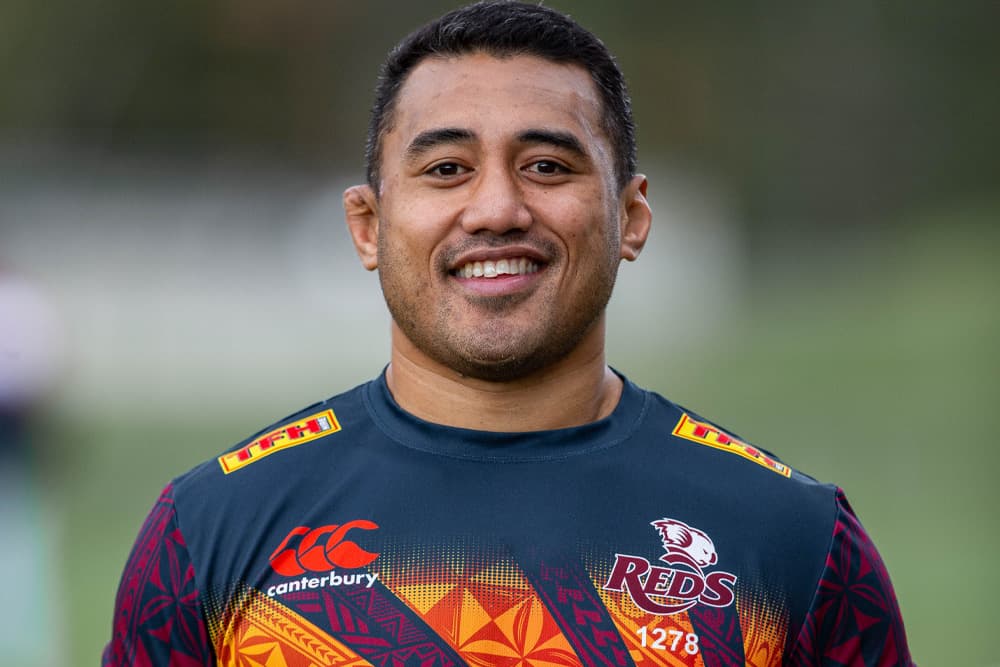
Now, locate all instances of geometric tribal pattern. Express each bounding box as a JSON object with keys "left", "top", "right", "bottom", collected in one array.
[
  {"left": 285, "top": 584, "right": 467, "bottom": 666},
  {"left": 689, "top": 605, "right": 744, "bottom": 667},
  {"left": 105, "top": 488, "right": 912, "bottom": 666},
  {"left": 376, "top": 548, "right": 580, "bottom": 666},
  {"left": 210, "top": 587, "right": 370, "bottom": 667},
  {"left": 519, "top": 555, "right": 634, "bottom": 666},
  {"left": 103, "top": 484, "right": 213, "bottom": 667},
  {"left": 787, "top": 490, "right": 912, "bottom": 666}
]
